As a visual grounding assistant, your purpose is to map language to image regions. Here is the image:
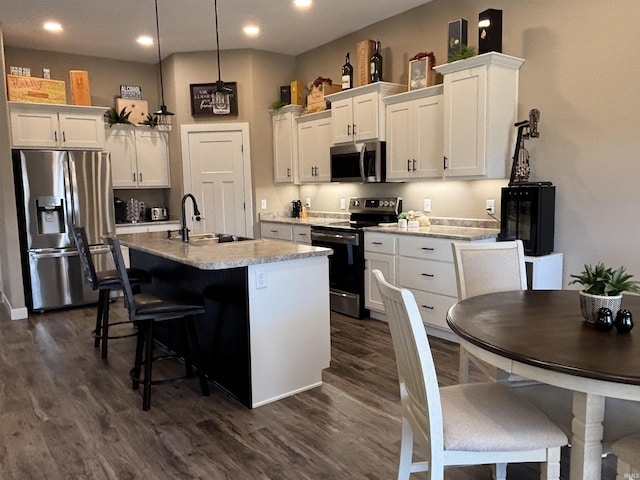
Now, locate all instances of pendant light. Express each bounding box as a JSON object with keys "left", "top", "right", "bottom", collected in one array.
[
  {"left": 153, "top": 0, "right": 173, "bottom": 130},
  {"left": 211, "top": 0, "right": 232, "bottom": 114}
]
